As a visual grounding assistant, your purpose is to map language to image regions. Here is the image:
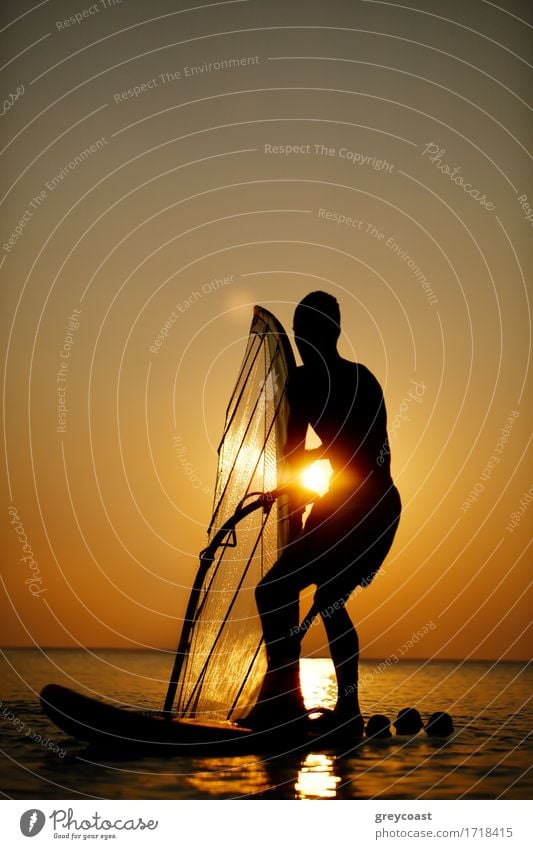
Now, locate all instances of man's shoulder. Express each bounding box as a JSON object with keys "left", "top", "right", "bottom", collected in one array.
[
  {"left": 291, "top": 360, "right": 376, "bottom": 380},
  {"left": 340, "top": 358, "right": 376, "bottom": 379},
  {"left": 344, "top": 361, "right": 383, "bottom": 396},
  {"left": 290, "top": 360, "right": 382, "bottom": 389}
]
